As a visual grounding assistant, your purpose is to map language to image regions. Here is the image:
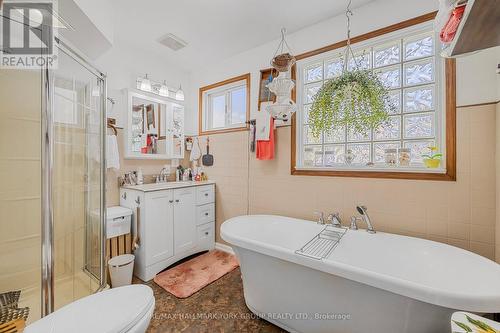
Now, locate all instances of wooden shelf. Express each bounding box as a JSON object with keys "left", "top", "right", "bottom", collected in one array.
[{"left": 442, "top": 0, "right": 500, "bottom": 57}]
